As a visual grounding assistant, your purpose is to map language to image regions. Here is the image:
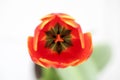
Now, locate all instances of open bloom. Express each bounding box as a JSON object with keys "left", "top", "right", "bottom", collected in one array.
[{"left": 28, "top": 13, "right": 93, "bottom": 68}]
